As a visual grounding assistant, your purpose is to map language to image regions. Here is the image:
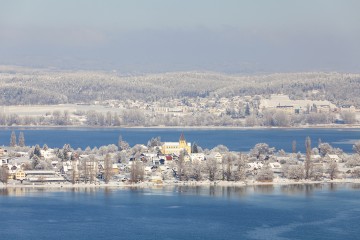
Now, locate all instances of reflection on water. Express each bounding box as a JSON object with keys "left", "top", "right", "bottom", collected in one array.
[
  {"left": 350, "top": 183, "right": 360, "bottom": 189},
  {"left": 0, "top": 183, "right": 358, "bottom": 198},
  {"left": 169, "top": 183, "right": 360, "bottom": 199},
  {"left": 280, "top": 183, "right": 324, "bottom": 196},
  {"left": 253, "top": 185, "right": 275, "bottom": 194}
]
